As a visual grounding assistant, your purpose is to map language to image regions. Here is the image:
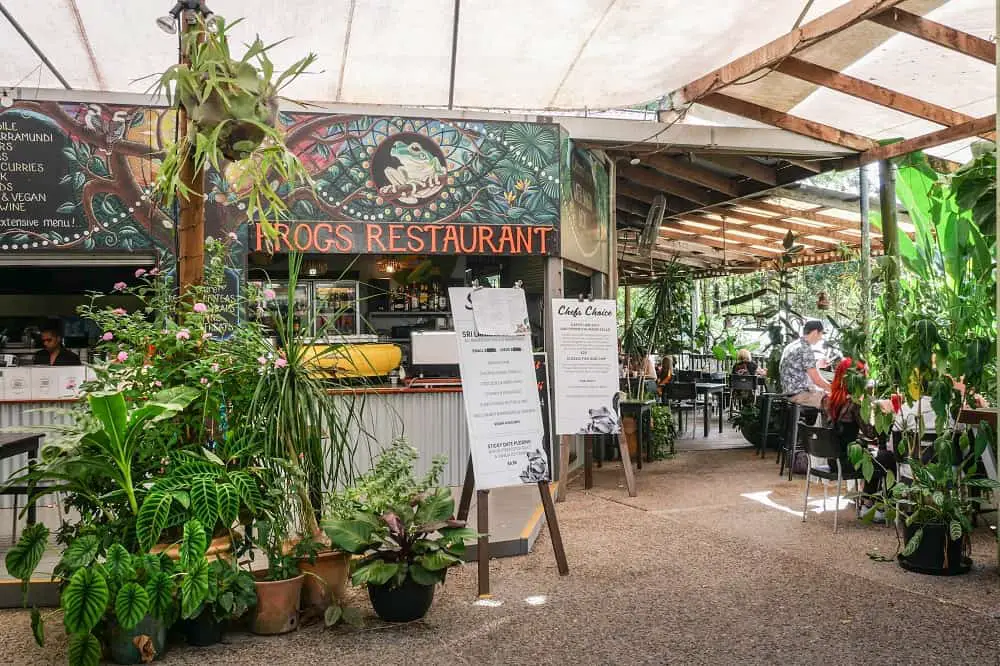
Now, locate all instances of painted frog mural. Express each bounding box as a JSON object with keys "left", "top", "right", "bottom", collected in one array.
[{"left": 380, "top": 139, "right": 446, "bottom": 204}]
